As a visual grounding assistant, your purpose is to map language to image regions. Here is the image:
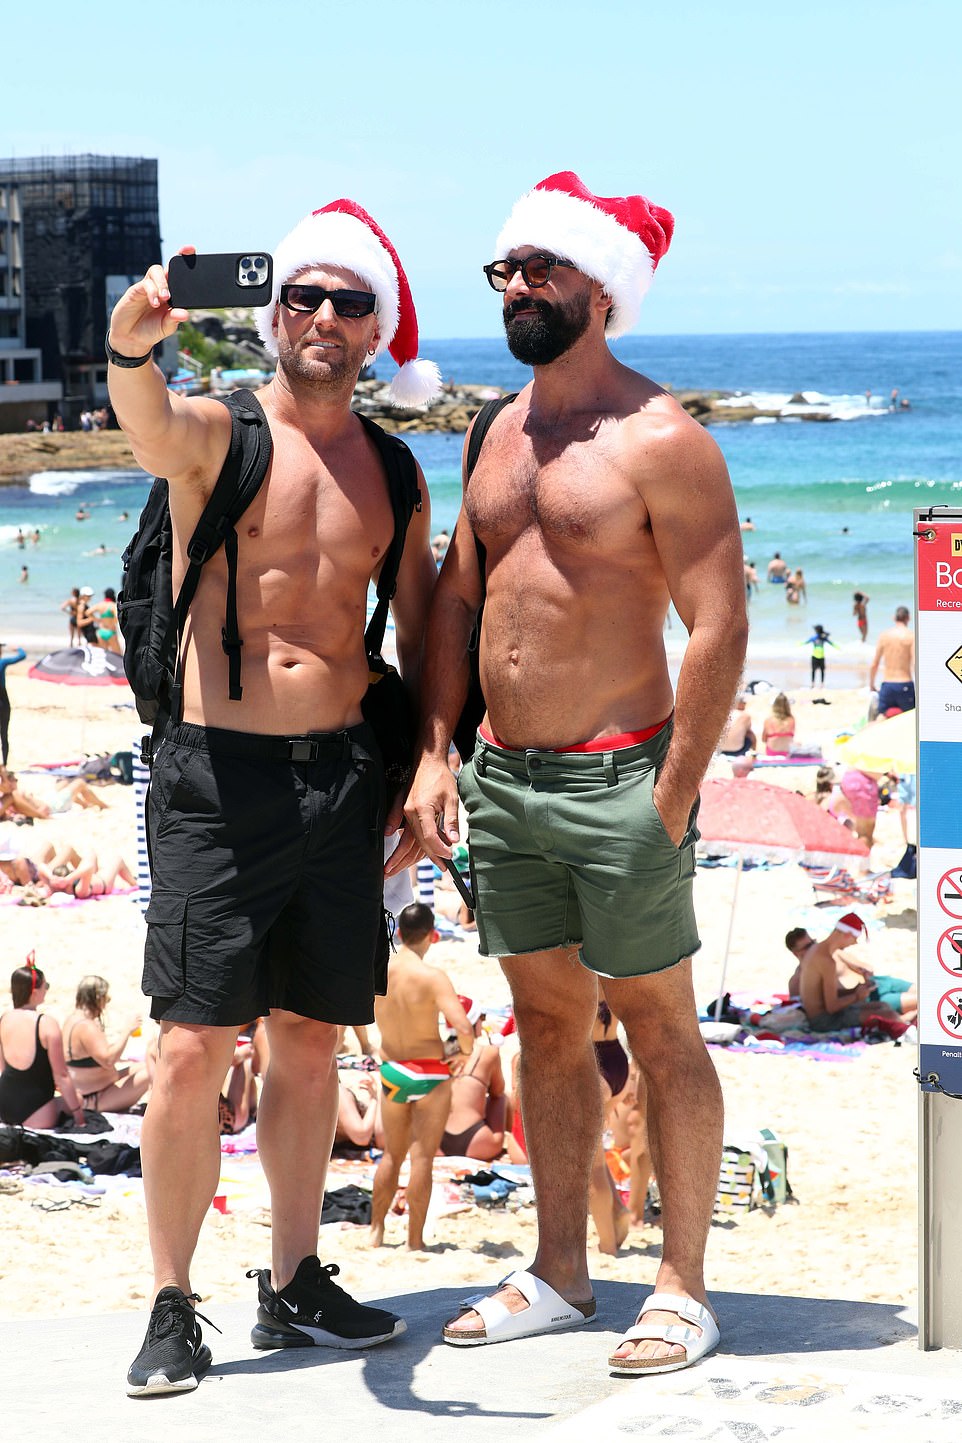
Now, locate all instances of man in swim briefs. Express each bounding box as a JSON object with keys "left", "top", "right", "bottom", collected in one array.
[
  {"left": 370, "top": 903, "right": 474, "bottom": 1249},
  {"left": 401, "top": 171, "right": 748, "bottom": 1373}
]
